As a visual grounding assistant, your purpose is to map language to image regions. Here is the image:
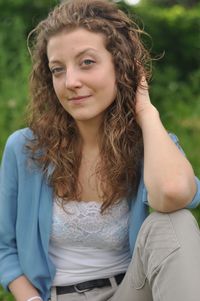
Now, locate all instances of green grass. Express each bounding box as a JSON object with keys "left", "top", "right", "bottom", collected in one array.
[{"left": 0, "top": 288, "right": 13, "bottom": 301}]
